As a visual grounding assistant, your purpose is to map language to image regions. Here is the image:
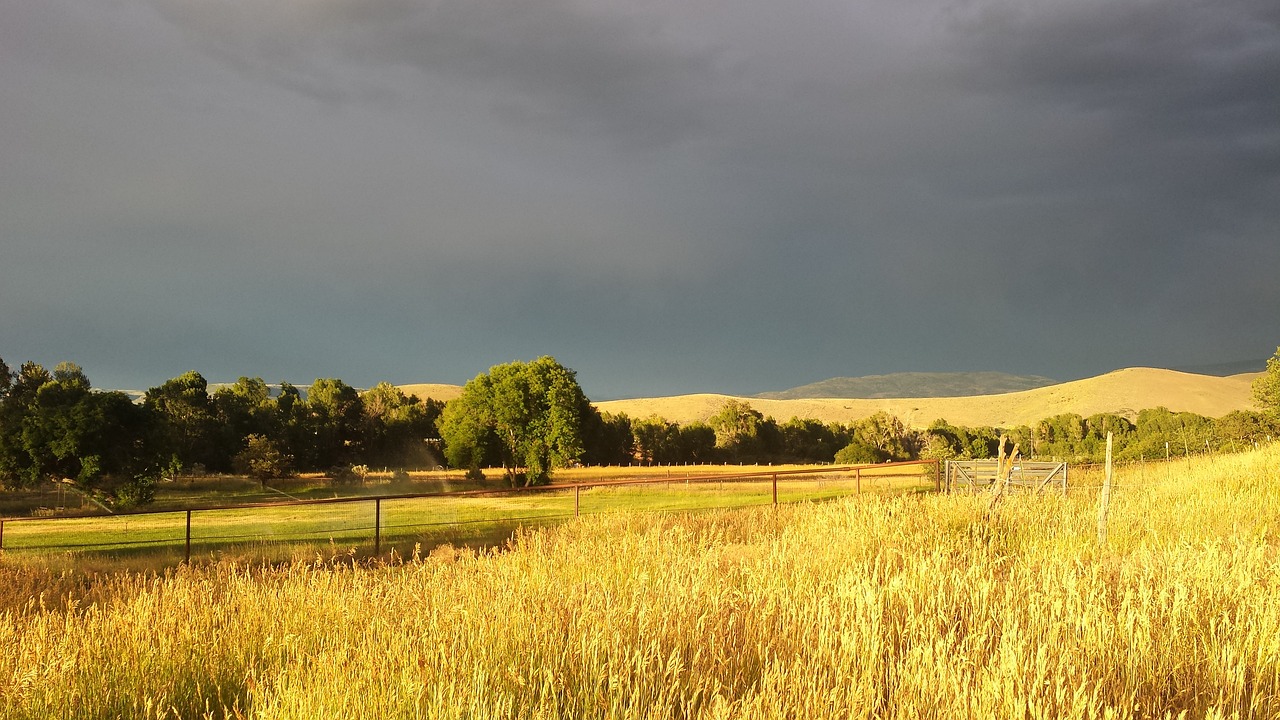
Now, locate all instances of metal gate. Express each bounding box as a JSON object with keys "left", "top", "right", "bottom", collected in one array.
[{"left": 944, "top": 460, "right": 1068, "bottom": 494}]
